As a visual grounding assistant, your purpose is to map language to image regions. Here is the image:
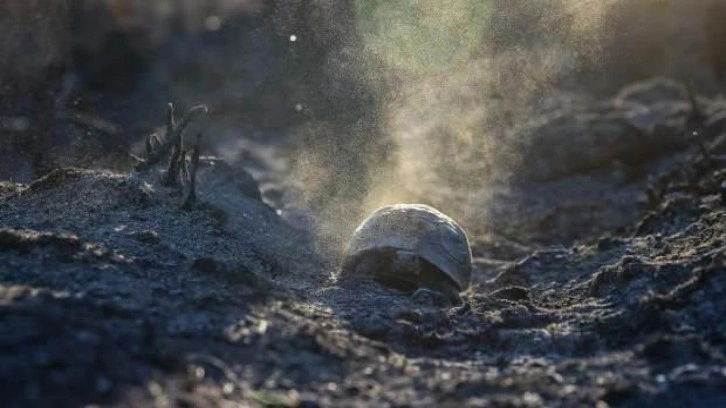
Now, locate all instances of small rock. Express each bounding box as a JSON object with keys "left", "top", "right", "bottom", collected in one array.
[
  {"left": 489, "top": 286, "right": 530, "bottom": 302},
  {"left": 133, "top": 230, "right": 160, "bottom": 245},
  {"left": 392, "top": 308, "right": 423, "bottom": 324}
]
